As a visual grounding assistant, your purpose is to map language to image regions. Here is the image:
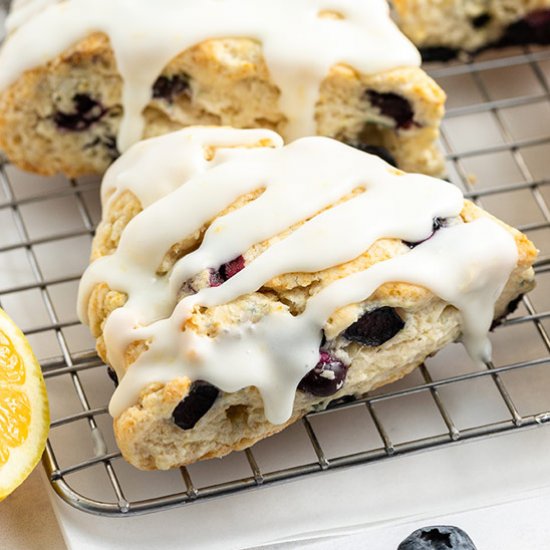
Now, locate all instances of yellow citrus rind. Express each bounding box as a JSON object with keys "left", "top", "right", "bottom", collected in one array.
[{"left": 0, "top": 307, "right": 49, "bottom": 501}]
